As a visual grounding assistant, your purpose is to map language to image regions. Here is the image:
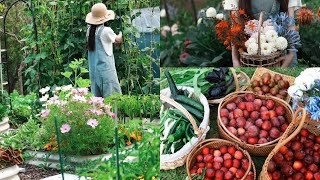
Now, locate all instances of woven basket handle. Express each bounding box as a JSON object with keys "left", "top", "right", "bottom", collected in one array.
[
  {"left": 160, "top": 94, "right": 202, "bottom": 137},
  {"left": 272, "top": 108, "right": 307, "bottom": 153},
  {"left": 230, "top": 68, "right": 240, "bottom": 91},
  {"left": 257, "top": 12, "right": 264, "bottom": 56}
]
